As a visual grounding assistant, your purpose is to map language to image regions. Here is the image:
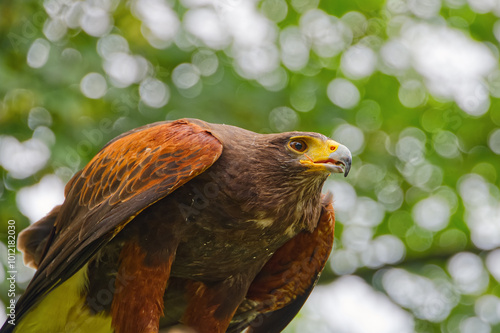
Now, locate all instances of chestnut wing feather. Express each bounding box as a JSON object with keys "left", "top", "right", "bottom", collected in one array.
[
  {"left": 13, "top": 120, "right": 223, "bottom": 324},
  {"left": 229, "top": 196, "right": 335, "bottom": 333},
  {"left": 17, "top": 205, "right": 61, "bottom": 270}
]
